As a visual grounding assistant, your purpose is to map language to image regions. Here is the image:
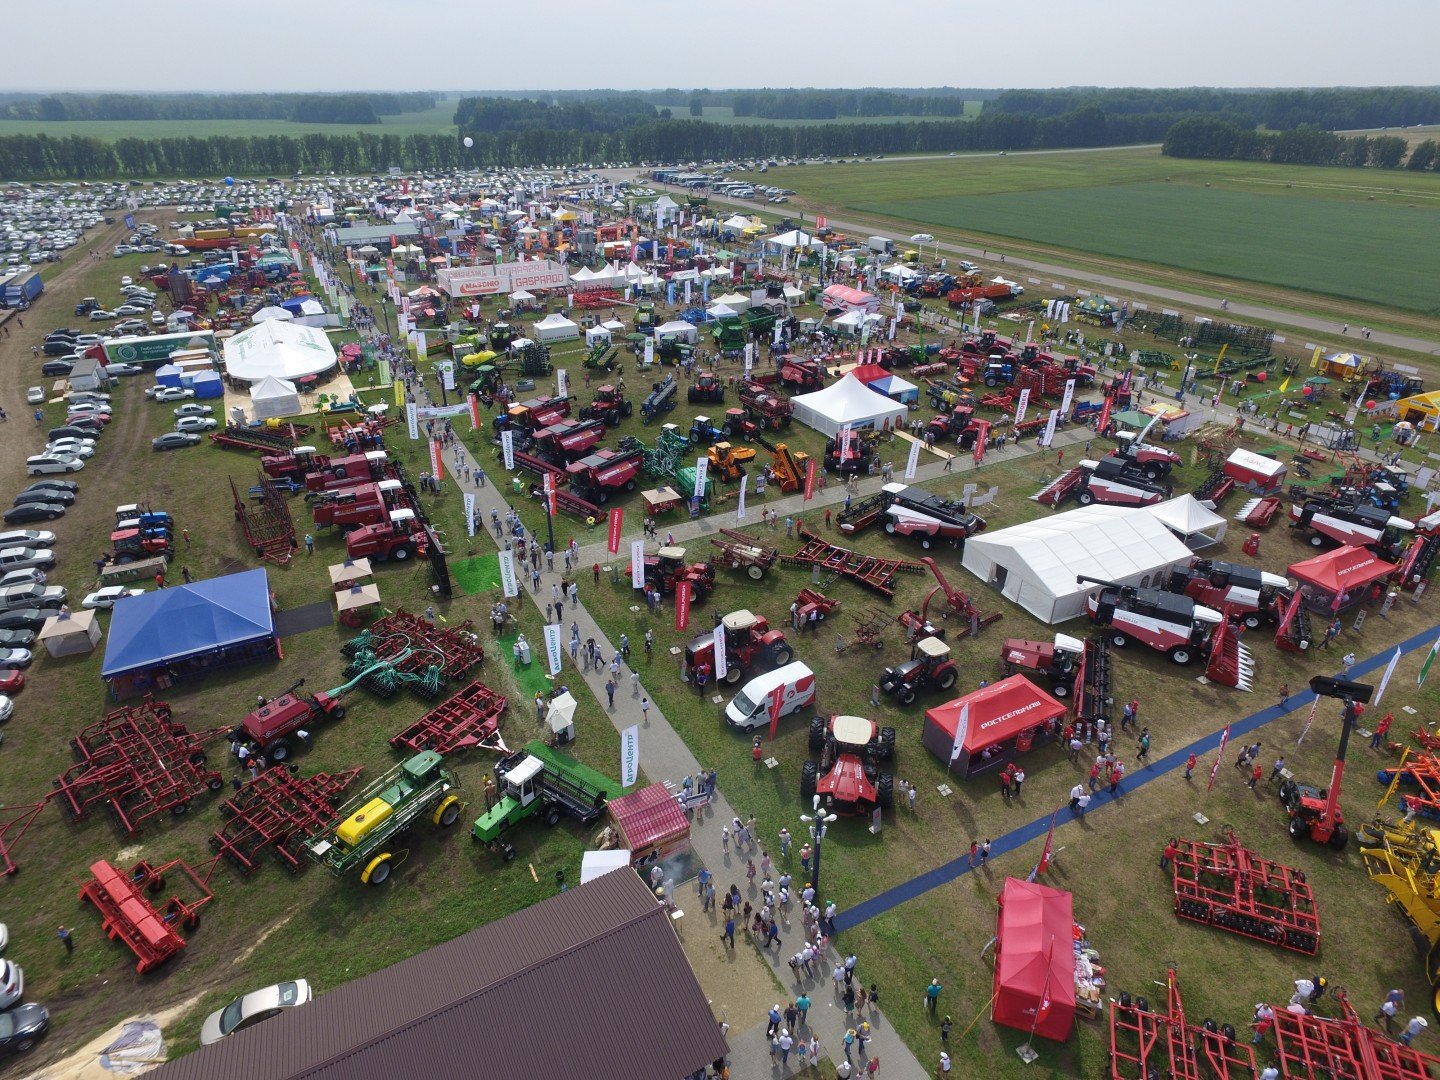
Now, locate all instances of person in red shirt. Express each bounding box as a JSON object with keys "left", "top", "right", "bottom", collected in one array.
[
  {"left": 1184, "top": 752, "right": 1197, "bottom": 781},
  {"left": 1160, "top": 838, "right": 1179, "bottom": 870},
  {"left": 1372, "top": 712, "right": 1394, "bottom": 750},
  {"left": 999, "top": 765, "right": 1014, "bottom": 801},
  {"left": 1249, "top": 763, "right": 1263, "bottom": 789}
]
